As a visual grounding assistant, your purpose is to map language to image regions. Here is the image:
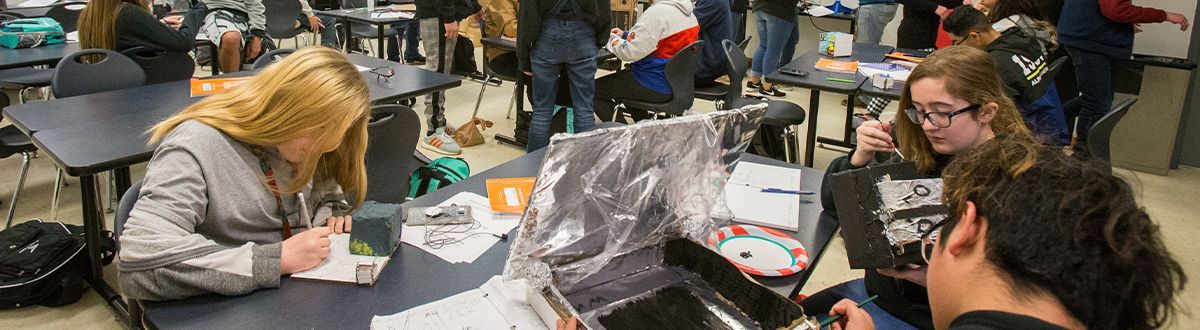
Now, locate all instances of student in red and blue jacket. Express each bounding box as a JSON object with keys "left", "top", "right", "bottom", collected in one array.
[
  {"left": 594, "top": 0, "right": 699, "bottom": 123},
  {"left": 1058, "top": 0, "right": 1188, "bottom": 154}
]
